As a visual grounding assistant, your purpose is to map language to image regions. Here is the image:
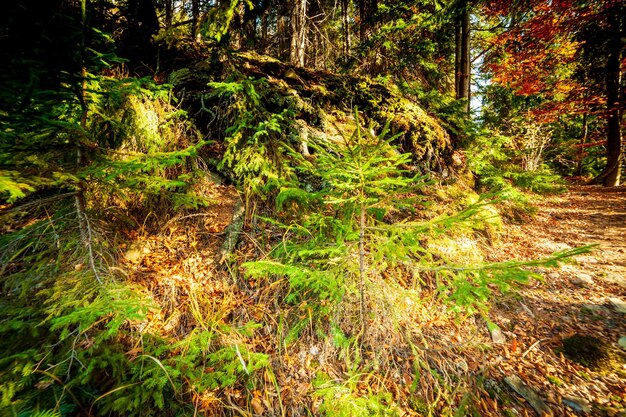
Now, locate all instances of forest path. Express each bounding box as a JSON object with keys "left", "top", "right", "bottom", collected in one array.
[
  {"left": 499, "top": 185, "right": 626, "bottom": 284},
  {"left": 486, "top": 185, "right": 626, "bottom": 416}
]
